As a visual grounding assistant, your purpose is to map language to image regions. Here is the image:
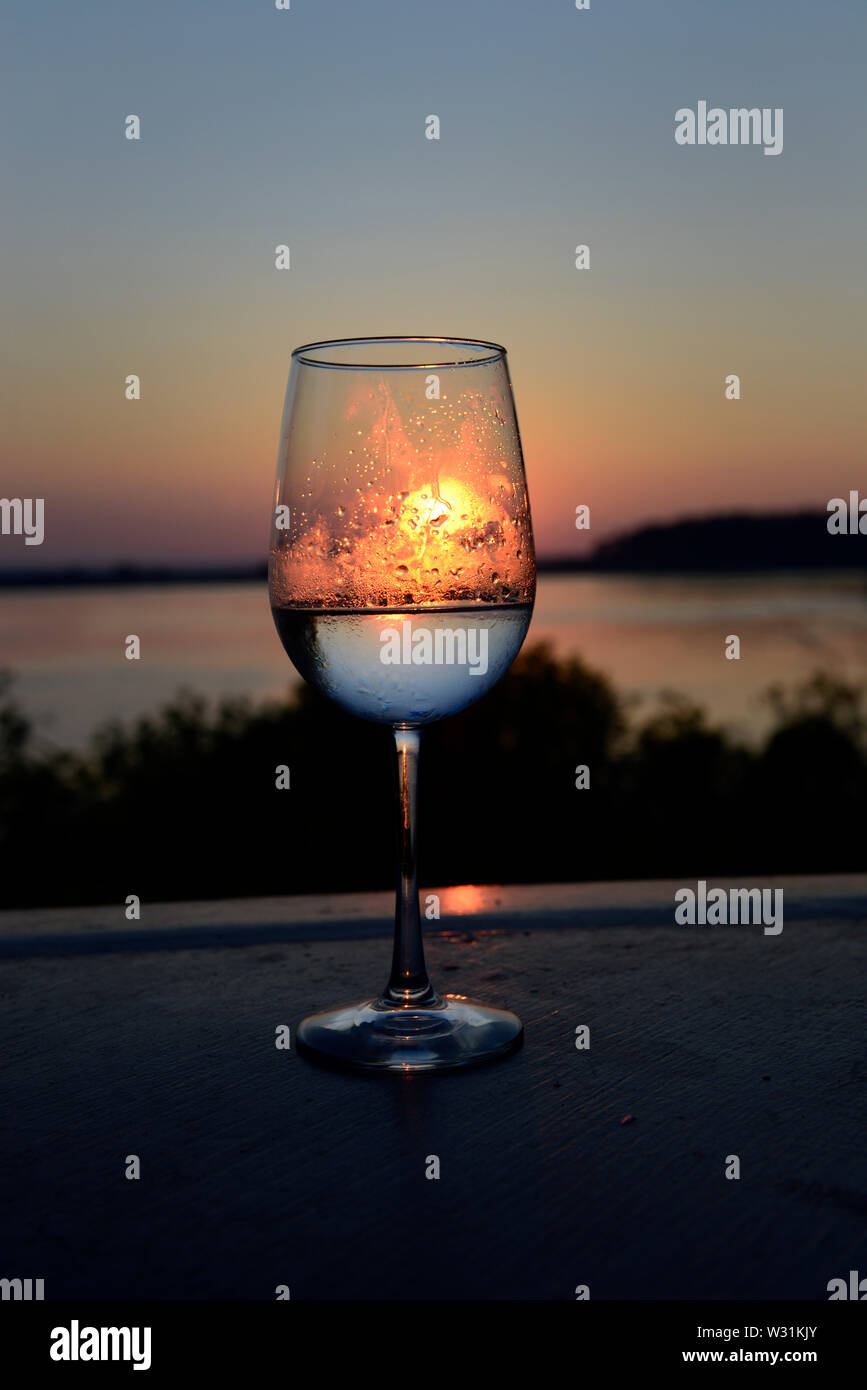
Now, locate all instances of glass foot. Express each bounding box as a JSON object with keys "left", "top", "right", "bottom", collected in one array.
[{"left": 296, "top": 994, "right": 523, "bottom": 1072}]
